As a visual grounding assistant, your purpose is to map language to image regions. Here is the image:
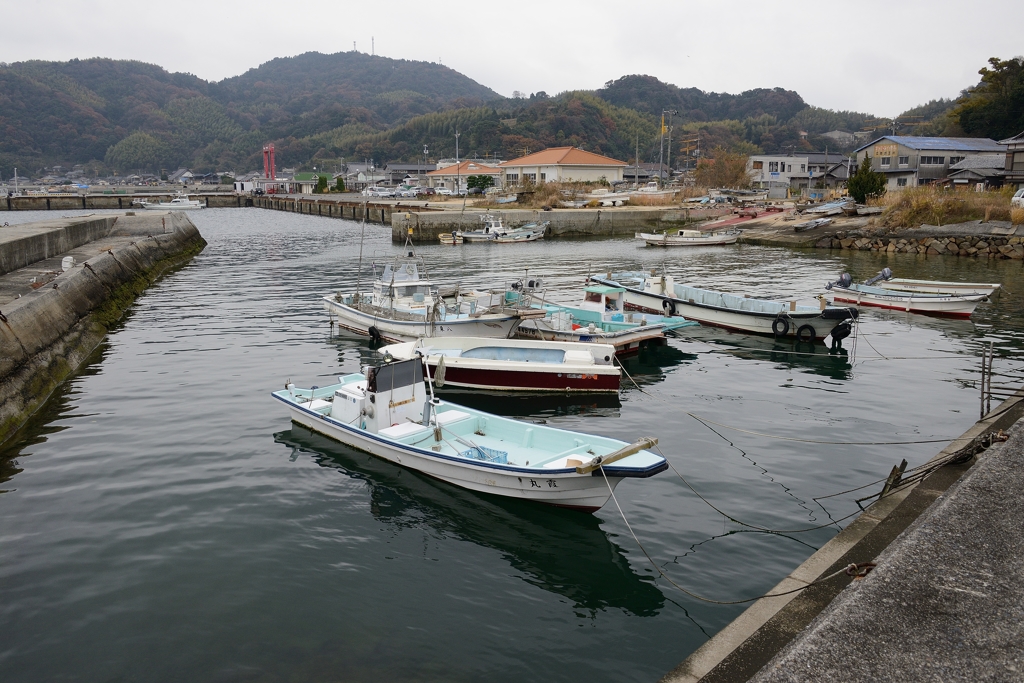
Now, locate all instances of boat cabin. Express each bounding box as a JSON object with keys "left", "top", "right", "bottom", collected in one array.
[
  {"left": 579, "top": 285, "right": 626, "bottom": 315},
  {"left": 327, "top": 358, "right": 430, "bottom": 434},
  {"left": 372, "top": 256, "right": 438, "bottom": 308}
]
